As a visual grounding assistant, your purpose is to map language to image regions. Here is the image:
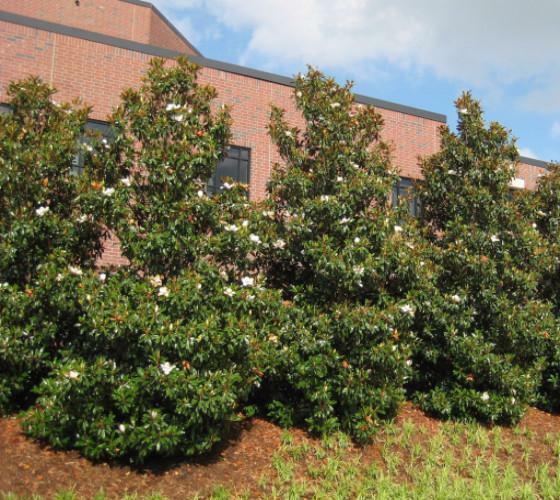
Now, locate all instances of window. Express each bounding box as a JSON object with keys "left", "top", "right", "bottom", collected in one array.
[
  {"left": 392, "top": 177, "right": 421, "bottom": 217},
  {"left": 0, "top": 103, "right": 11, "bottom": 115},
  {"left": 207, "top": 145, "right": 250, "bottom": 195},
  {"left": 72, "top": 120, "right": 113, "bottom": 175}
]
